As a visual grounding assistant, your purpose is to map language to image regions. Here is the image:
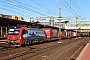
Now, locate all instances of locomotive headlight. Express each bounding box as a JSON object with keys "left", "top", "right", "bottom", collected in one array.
[
  {"left": 8, "top": 37, "right": 9, "bottom": 39},
  {"left": 19, "top": 36, "right": 21, "bottom": 39}
]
